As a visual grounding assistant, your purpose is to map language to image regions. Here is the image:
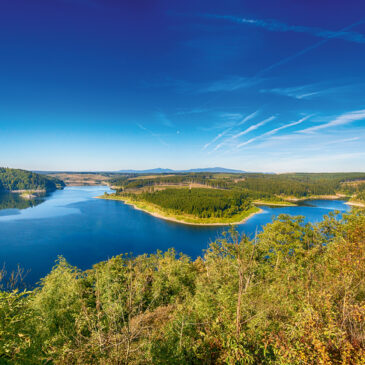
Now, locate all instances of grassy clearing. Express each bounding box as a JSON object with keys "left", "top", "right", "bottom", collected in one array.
[{"left": 253, "top": 200, "right": 297, "bottom": 207}]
